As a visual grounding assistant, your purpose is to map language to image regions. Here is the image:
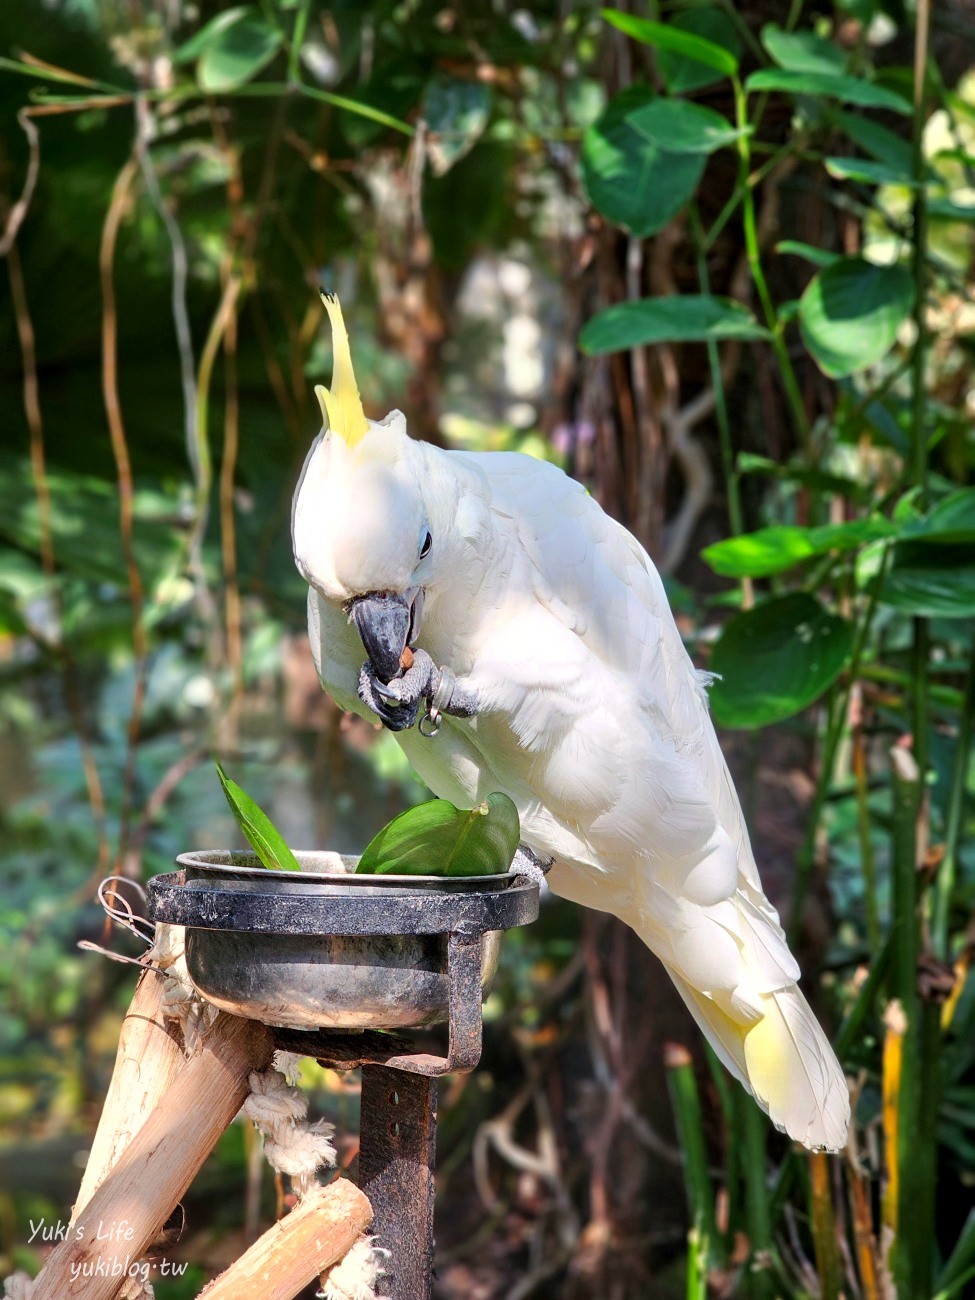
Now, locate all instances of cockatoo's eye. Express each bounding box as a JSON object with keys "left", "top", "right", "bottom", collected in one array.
[{"left": 419, "top": 529, "right": 433, "bottom": 559}]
